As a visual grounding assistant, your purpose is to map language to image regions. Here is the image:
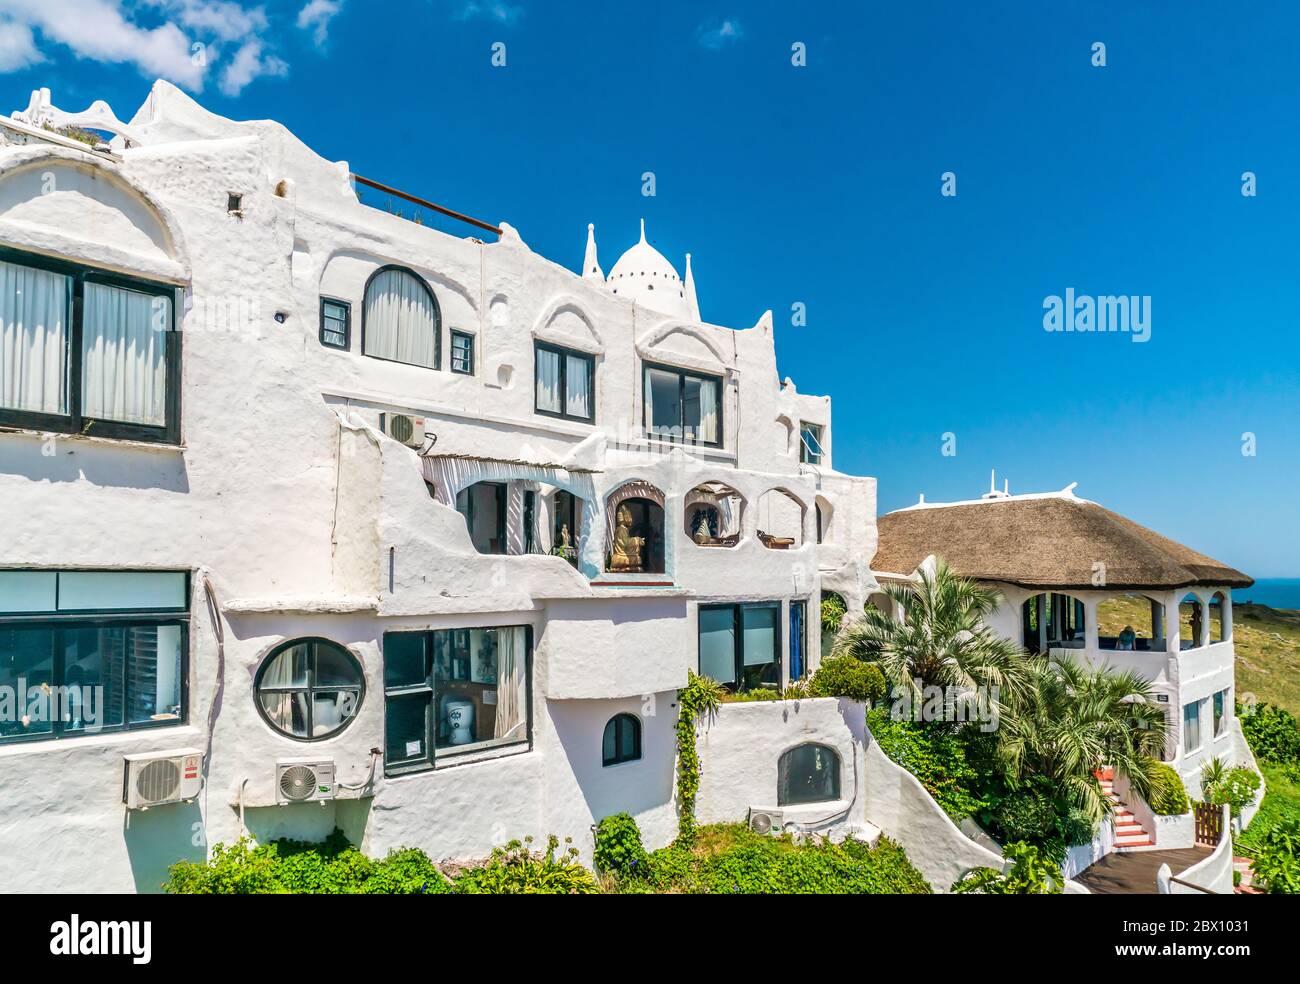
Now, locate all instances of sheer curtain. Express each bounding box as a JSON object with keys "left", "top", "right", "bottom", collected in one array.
[
  {"left": 364, "top": 269, "right": 439, "bottom": 368},
  {"left": 493, "top": 627, "right": 527, "bottom": 741},
  {"left": 564, "top": 353, "right": 591, "bottom": 418},
  {"left": 82, "top": 283, "right": 168, "bottom": 425},
  {"left": 698, "top": 378, "right": 719, "bottom": 443},
  {"left": 535, "top": 348, "right": 561, "bottom": 412},
  {"left": 0, "top": 259, "right": 70, "bottom": 415}
]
